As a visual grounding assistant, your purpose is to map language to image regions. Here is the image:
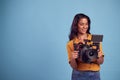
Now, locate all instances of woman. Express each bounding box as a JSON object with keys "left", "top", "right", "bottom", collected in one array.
[{"left": 66, "top": 13, "right": 104, "bottom": 80}]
